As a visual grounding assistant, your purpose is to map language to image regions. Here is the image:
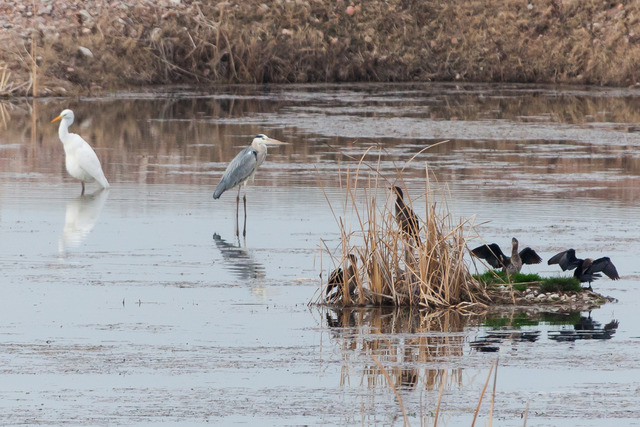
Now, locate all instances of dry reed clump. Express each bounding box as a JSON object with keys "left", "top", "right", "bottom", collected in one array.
[{"left": 317, "top": 152, "right": 489, "bottom": 309}]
